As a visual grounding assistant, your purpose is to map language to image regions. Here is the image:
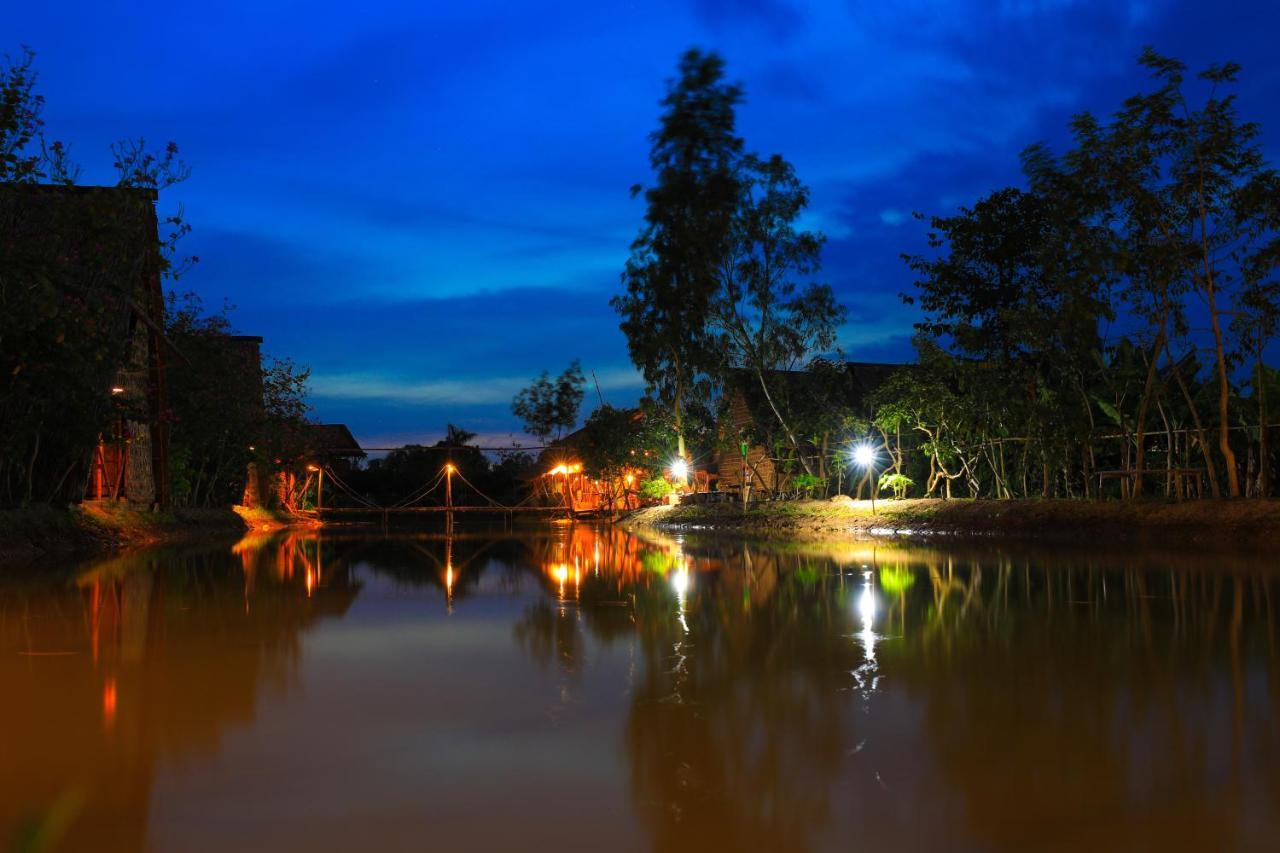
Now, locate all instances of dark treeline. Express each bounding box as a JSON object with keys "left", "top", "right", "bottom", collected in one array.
[
  {"left": 342, "top": 424, "right": 532, "bottom": 507},
  {"left": 589, "top": 47, "right": 1280, "bottom": 501},
  {"left": 883, "top": 49, "right": 1279, "bottom": 500}
]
